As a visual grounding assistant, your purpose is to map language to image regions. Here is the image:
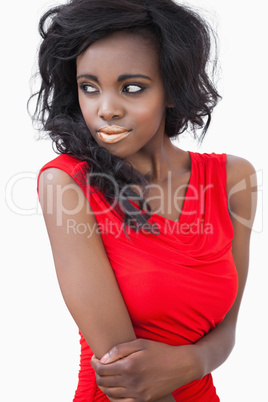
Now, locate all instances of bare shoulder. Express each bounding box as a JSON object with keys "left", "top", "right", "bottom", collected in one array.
[
  {"left": 226, "top": 154, "right": 257, "bottom": 231},
  {"left": 38, "top": 167, "right": 88, "bottom": 214},
  {"left": 38, "top": 167, "right": 75, "bottom": 189},
  {"left": 226, "top": 154, "right": 256, "bottom": 188}
]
